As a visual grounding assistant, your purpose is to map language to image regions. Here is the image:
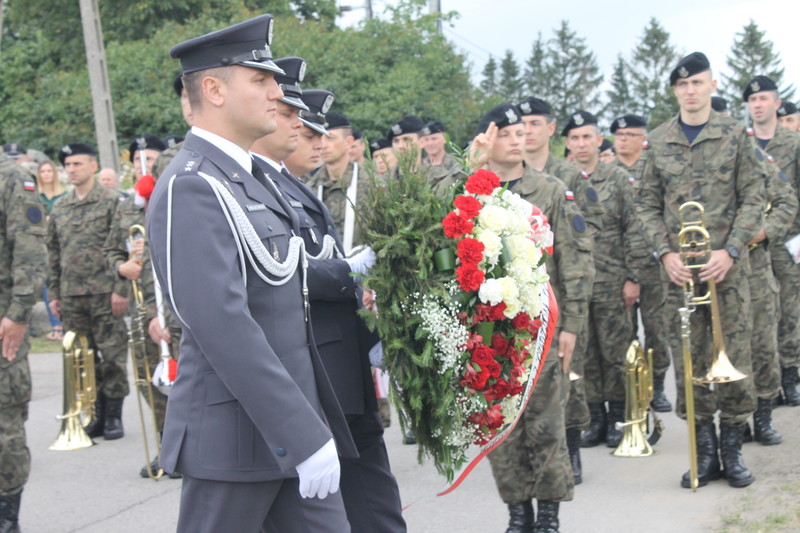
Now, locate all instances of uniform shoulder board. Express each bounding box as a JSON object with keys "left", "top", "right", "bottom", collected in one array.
[
  {"left": 580, "top": 170, "right": 590, "bottom": 179},
  {"left": 565, "top": 190, "right": 575, "bottom": 200},
  {"left": 746, "top": 127, "right": 755, "bottom": 136},
  {"left": 23, "top": 180, "right": 36, "bottom": 191}
]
